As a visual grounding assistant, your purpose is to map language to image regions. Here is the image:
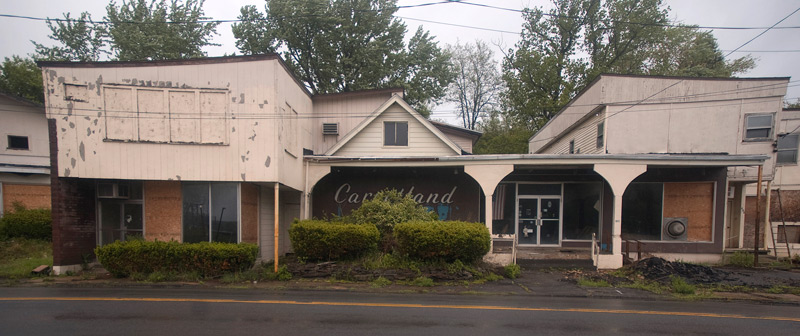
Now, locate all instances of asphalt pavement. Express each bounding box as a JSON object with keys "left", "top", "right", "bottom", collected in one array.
[{"left": 1, "top": 287, "right": 798, "bottom": 335}]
